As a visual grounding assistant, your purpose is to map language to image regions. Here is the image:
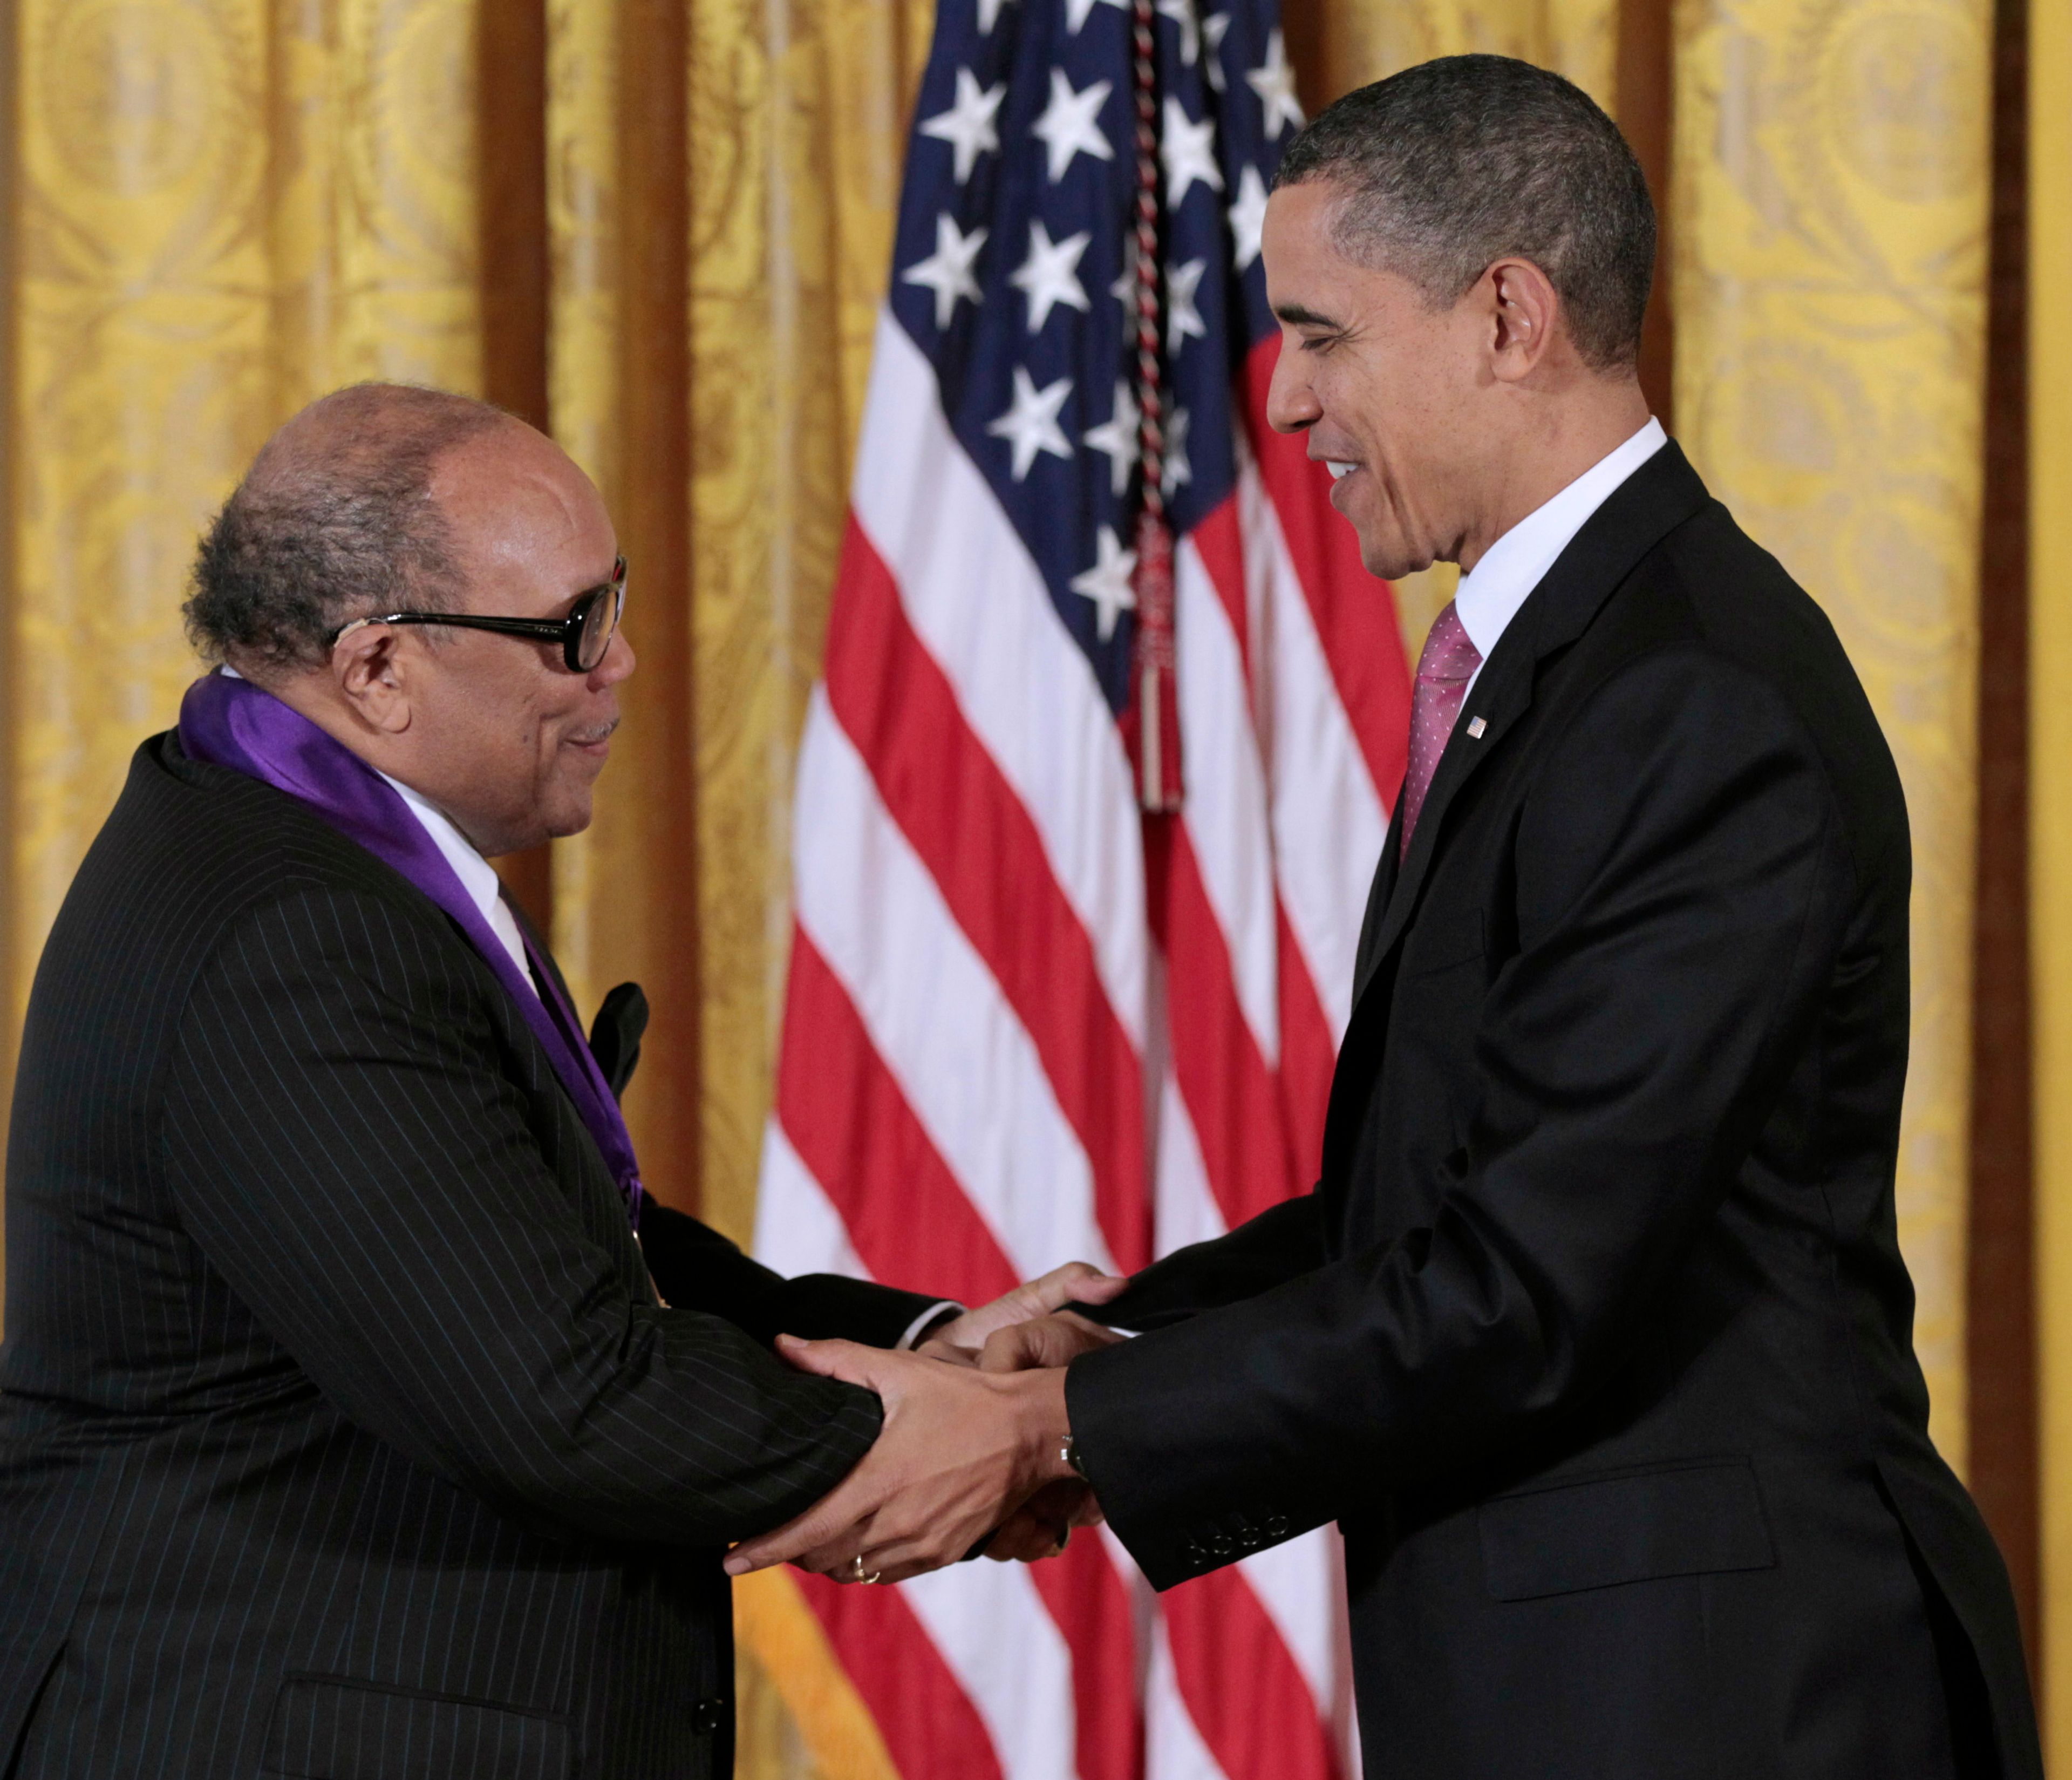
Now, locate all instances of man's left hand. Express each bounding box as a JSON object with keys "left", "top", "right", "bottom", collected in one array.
[{"left": 916, "top": 1262, "right": 1126, "bottom": 1365}]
